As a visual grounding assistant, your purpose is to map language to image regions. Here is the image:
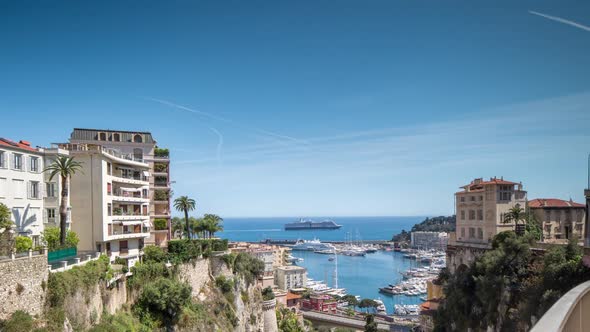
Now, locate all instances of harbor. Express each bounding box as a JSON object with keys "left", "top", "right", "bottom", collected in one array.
[{"left": 290, "top": 244, "right": 442, "bottom": 315}]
